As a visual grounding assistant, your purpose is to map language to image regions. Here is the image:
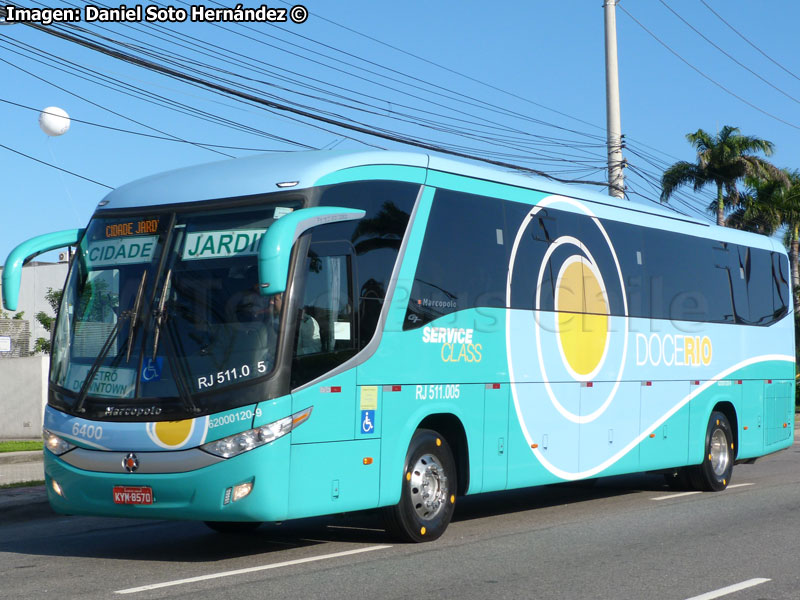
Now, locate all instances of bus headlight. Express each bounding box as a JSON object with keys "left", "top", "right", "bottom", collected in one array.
[
  {"left": 43, "top": 429, "right": 76, "bottom": 456},
  {"left": 201, "top": 407, "right": 312, "bottom": 459}
]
